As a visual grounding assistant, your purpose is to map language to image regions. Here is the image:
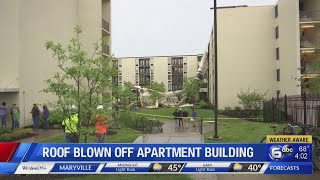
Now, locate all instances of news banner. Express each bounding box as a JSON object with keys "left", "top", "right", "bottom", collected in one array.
[{"left": 0, "top": 135, "right": 313, "bottom": 174}]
